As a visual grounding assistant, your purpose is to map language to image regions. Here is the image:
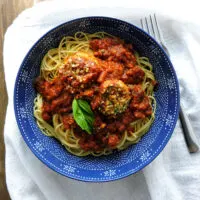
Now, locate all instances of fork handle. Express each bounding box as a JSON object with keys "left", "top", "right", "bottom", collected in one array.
[
  {"left": 179, "top": 103, "right": 199, "bottom": 153},
  {"left": 162, "top": 49, "right": 199, "bottom": 153}
]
